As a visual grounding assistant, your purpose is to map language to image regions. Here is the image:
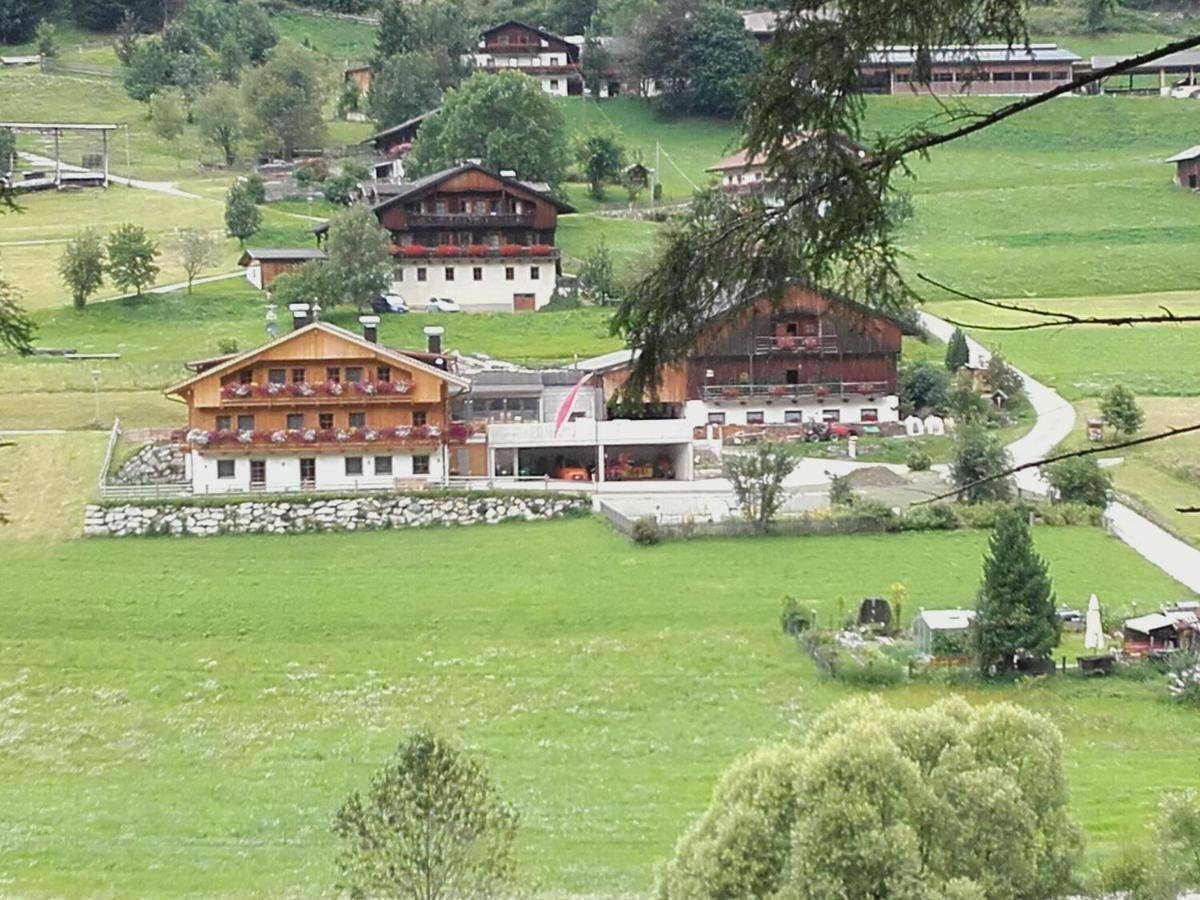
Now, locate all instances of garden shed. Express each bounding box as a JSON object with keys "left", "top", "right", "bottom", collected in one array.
[{"left": 912, "top": 608, "right": 976, "bottom": 655}]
